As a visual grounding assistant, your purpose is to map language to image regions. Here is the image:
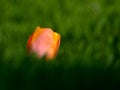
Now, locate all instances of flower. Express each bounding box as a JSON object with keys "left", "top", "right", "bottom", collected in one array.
[{"left": 27, "top": 26, "right": 61, "bottom": 60}]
